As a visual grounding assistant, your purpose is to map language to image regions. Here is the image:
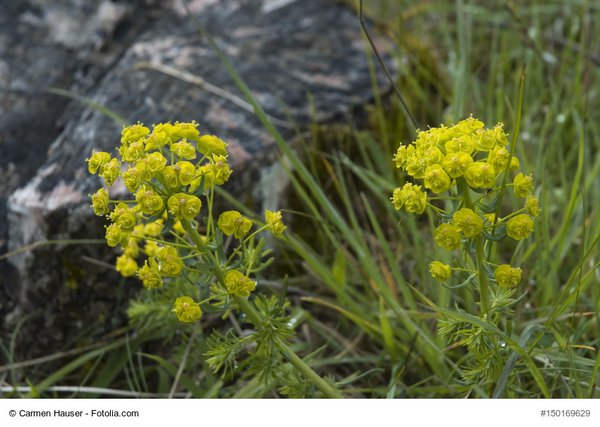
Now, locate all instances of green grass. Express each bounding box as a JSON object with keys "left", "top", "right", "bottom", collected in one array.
[{"left": 1, "top": 0, "right": 598, "bottom": 398}]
